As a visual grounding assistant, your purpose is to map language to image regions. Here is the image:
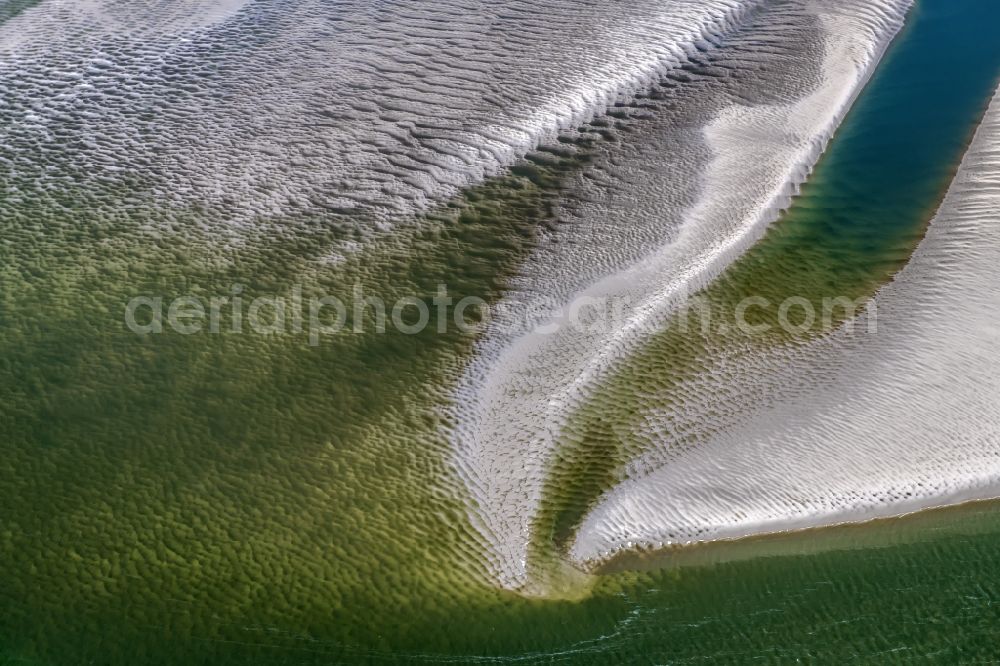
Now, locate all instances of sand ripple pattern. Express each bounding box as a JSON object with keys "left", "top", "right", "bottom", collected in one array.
[
  {"left": 0, "top": 0, "right": 763, "bottom": 230},
  {"left": 573, "top": 84, "right": 1000, "bottom": 565},
  {"left": 451, "top": 0, "right": 910, "bottom": 591}
]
